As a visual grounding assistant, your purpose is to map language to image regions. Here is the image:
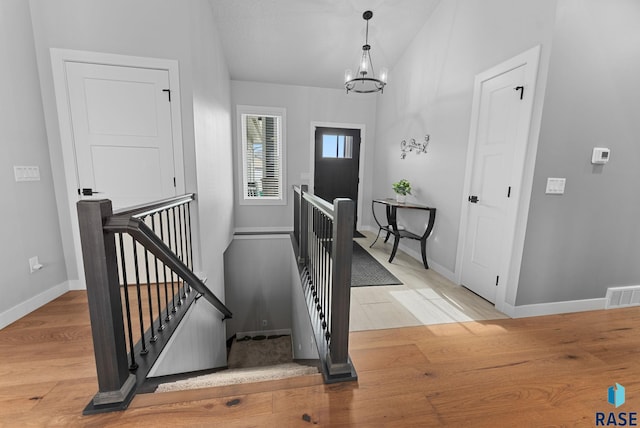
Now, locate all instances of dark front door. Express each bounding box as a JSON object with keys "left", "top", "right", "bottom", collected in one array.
[{"left": 314, "top": 127, "right": 361, "bottom": 230}]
